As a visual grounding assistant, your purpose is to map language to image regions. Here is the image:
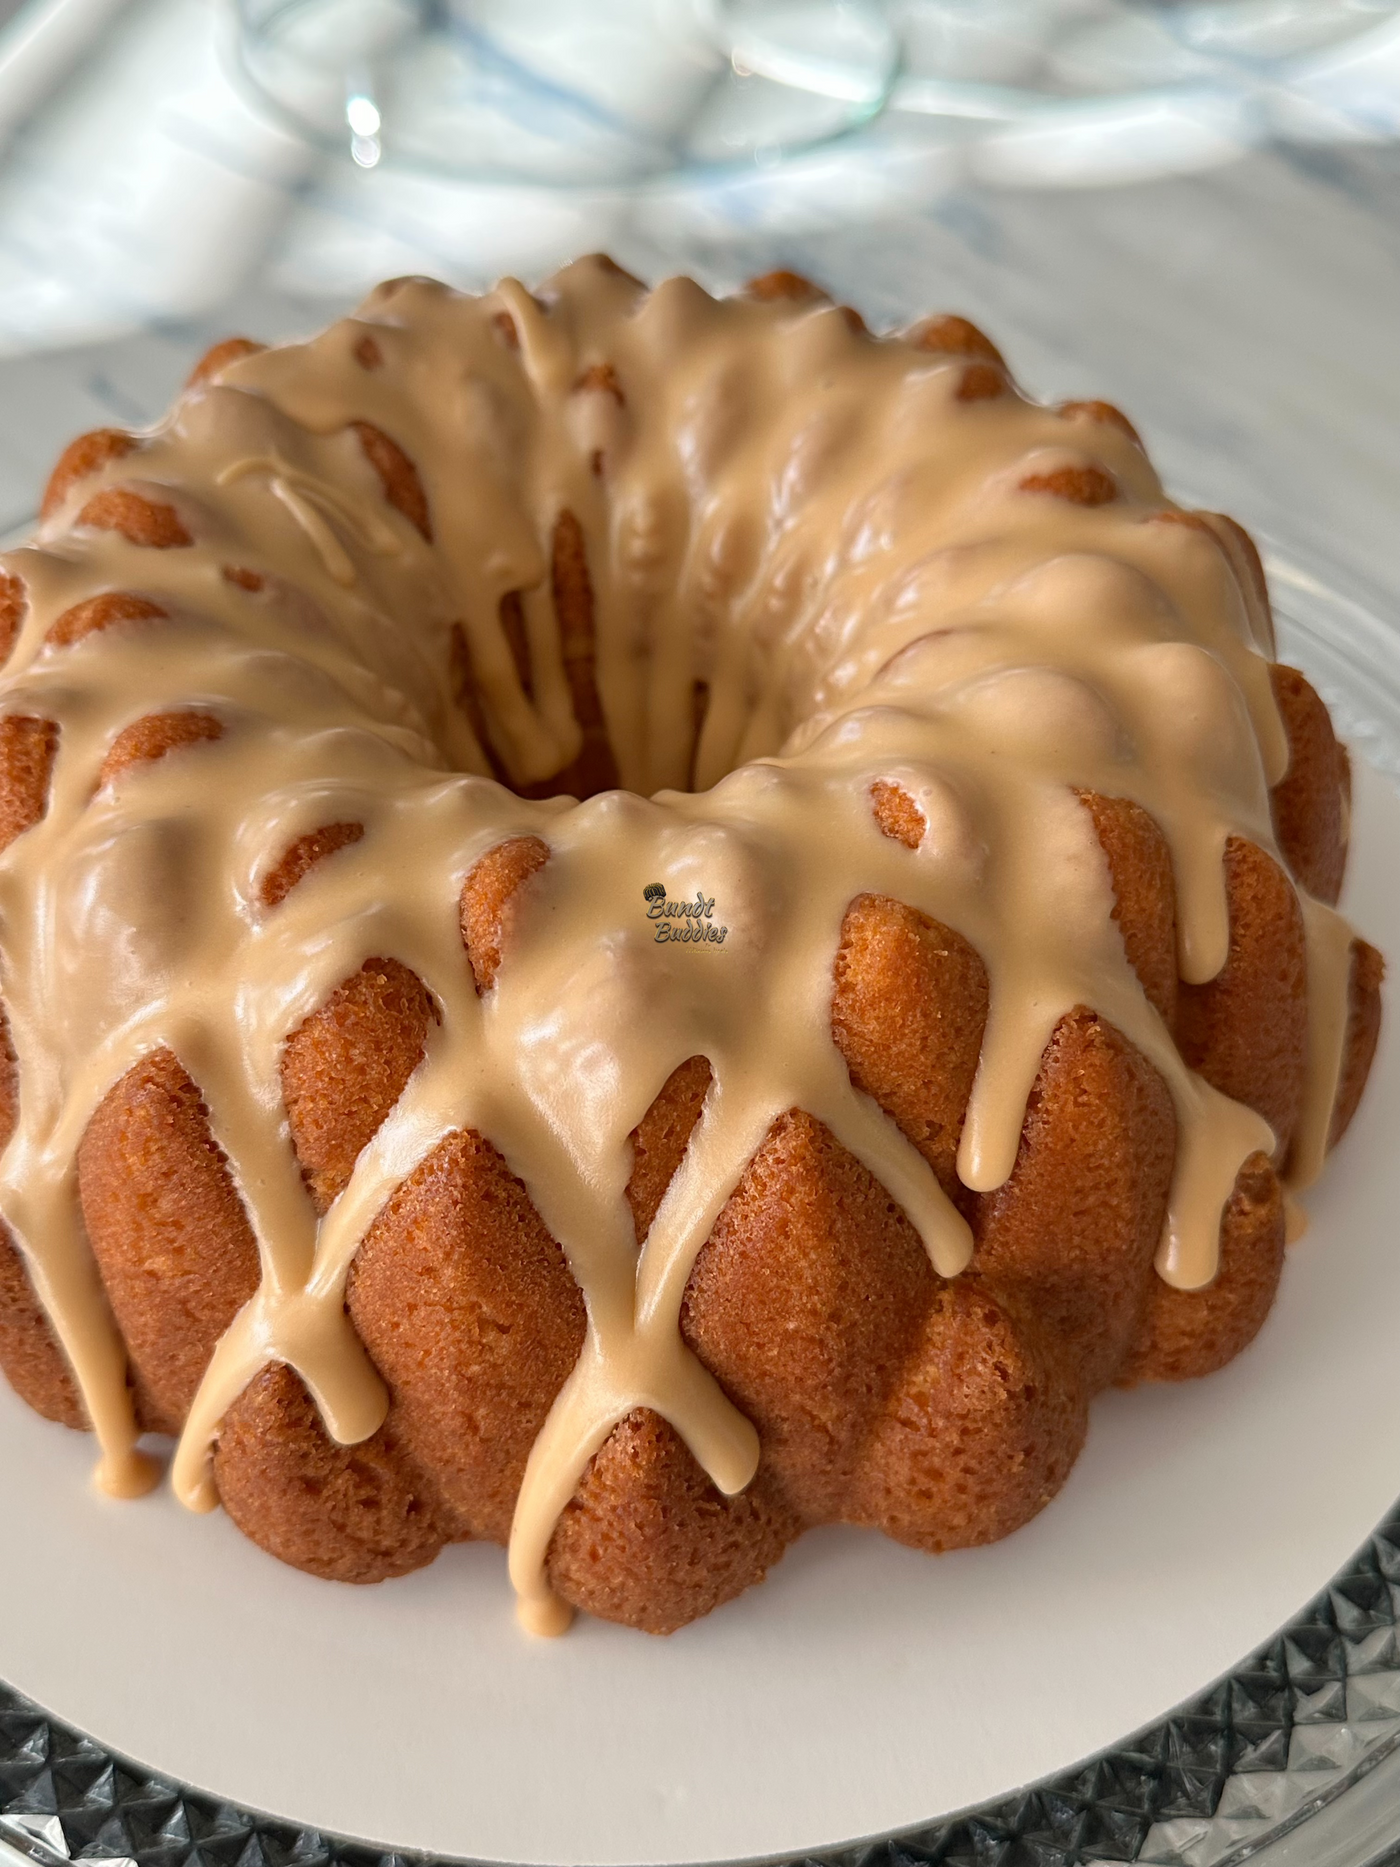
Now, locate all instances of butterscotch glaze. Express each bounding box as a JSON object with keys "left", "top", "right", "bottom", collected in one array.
[{"left": 0, "top": 257, "right": 1361, "bottom": 1633}]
